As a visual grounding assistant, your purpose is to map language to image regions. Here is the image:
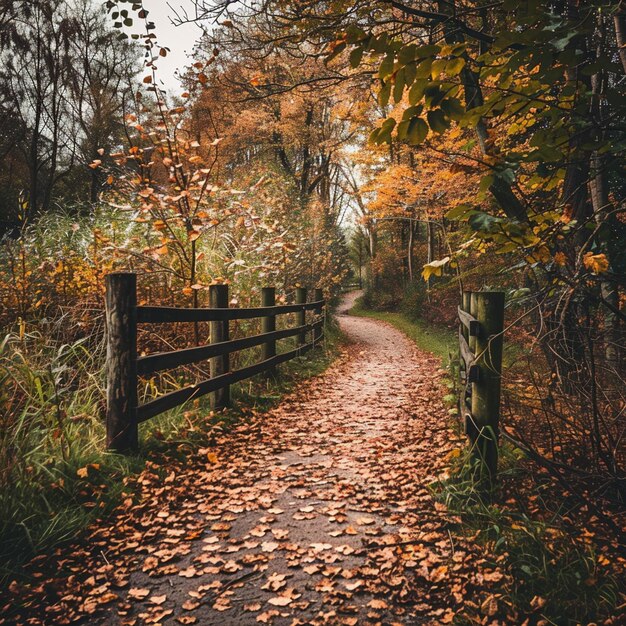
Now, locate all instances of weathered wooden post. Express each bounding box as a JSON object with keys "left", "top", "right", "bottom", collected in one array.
[
  {"left": 461, "top": 292, "right": 471, "bottom": 343},
  {"left": 261, "top": 287, "right": 277, "bottom": 378},
  {"left": 295, "top": 287, "right": 307, "bottom": 346},
  {"left": 105, "top": 272, "right": 138, "bottom": 453},
  {"left": 460, "top": 291, "right": 474, "bottom": 441},
  {"left": 209, "top": 284, "right": 230, "bottom": 410},
  {"left": 314, "top": 288, "right": 323, "bottom": 343},
  {"left": 471, "top": 291, "right": 505, "bottom": 479}
]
